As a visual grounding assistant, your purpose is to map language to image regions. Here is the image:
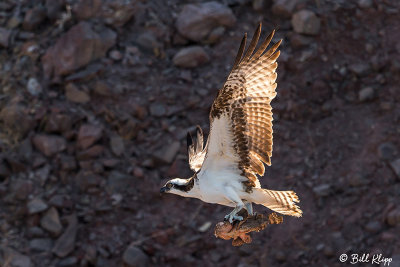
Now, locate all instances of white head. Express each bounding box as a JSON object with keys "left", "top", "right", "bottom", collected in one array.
[{"left": 160, "top": 177, "right": 196, "bottom": 197}]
